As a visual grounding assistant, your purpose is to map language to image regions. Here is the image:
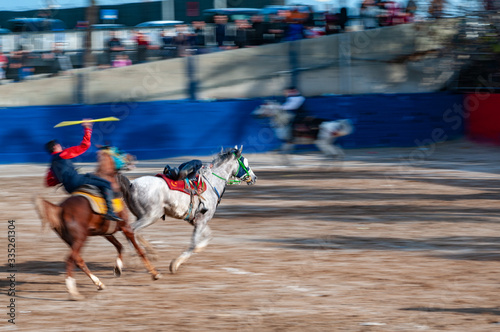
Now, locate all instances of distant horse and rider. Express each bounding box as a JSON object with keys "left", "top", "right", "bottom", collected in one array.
[
  {"left": 253, "top": 87, "right": 353, "bottom": 161},
  {"left": 35, "top": 120, "right": 160, "bottom": 300}
]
